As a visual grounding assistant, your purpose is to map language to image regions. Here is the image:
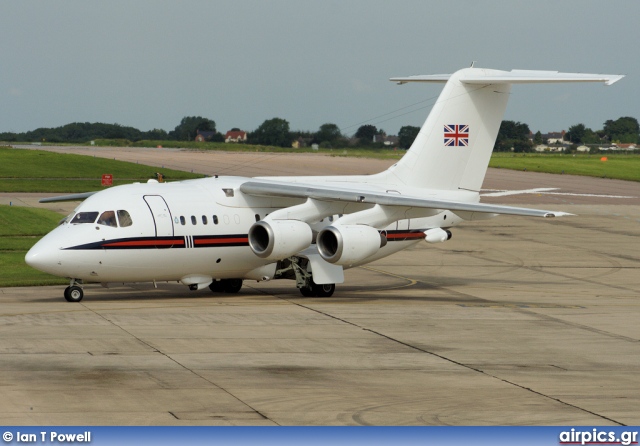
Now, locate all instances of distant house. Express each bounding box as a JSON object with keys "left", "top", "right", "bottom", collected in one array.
[
  {"left": 534, "top": 144, "right": 566, "bottom": 152},
  {"left": 543, "top": 131, "right": 567, "bottom": 144},
  {"left": 195, "top": 130, "right": 216, "bottom": 142},
  {"left": 612, "top": 143, "right": 637, "bottom": 151},
  {"left": 291, "top": 137, "right": 307, "bottom": 149},
  {"left": 225, "top": 130, "right": 247, "bottom": 143},
  {"left": 373, "top": 134, "right": 399, "bottom": 146},
  {"left": 383, "top": 135, "right": 399, "bottom": 146}
]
